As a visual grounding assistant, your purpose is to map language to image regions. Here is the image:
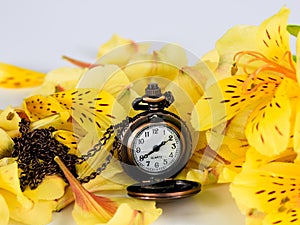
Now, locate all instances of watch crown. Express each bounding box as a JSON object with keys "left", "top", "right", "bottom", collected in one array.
[{"left": 145, "top": 83, "right": 162, "bottom": 97}]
